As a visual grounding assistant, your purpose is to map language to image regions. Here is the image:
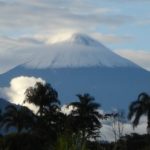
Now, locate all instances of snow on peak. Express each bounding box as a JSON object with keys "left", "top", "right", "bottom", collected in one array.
[
  {"left": 66, "top": 33, "right": 101, "bottom": 47},
  {"left": 21, "top": 33, "right": 139, "bottom": 69}
]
